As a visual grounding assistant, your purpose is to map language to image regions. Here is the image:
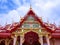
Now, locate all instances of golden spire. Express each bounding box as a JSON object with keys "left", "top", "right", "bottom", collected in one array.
[
  {"left": 30, "top": 4, "right": 32, "bottom": 9},
  {"left": 12, "top": 18, "right": 14, "bottom": 24},
  {"left": 5, "top": 19, "right": 7, "bottom": 25}
]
